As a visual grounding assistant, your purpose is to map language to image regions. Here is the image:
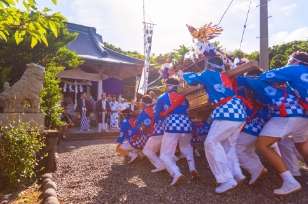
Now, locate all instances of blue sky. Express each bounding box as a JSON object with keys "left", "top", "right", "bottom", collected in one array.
[{"left": 39, "top": 0, "right": 308, "bottom": 54}]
